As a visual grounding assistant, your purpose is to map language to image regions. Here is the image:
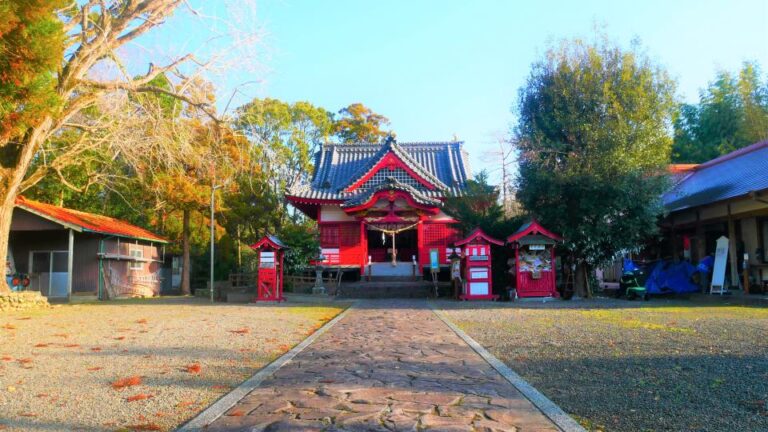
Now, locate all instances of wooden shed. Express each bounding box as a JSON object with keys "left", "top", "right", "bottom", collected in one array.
[{"left": 8, "top": 197, "right": 169, "bottom": 301}]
